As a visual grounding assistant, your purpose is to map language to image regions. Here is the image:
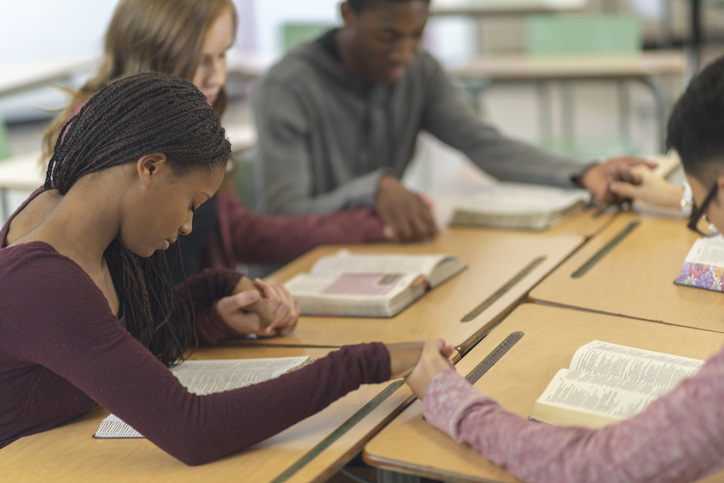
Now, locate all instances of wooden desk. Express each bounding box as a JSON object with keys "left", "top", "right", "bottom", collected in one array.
[
  {"left": 257, "top": 229, "right": 583, "bottom": 354},
  {"left": 0, "top": 151, "right": 44, "bottom": 221},
  {"left": 0, "top": 121, "right": 256, "bottom": 220},
  {"left": 448, "top": 51, "right": 686, "bottom": 80},
  {"left": 226, "top": 51, "right": 278, "bottom": 80},
  {"left": 0, "top": 346, "right": 414, "bottom": 483},
  {"left": 0, "top": 57, "right": 96, "bottom": 98},
  {"left": 448, "top": 51, "right": 685, "bottom": 152},
  {"left": 528, "top": 211, "right": 724, "bottom": 333},
  {"left": 0, "top": 151, "right": 44, "bottom": 191},
  {"left": 430, "top": 0, "right": 587, "bottom": 17},
  {"left": 364, "top": 303, "right": 724, "bottom": 483}
]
